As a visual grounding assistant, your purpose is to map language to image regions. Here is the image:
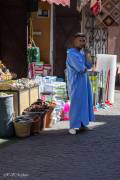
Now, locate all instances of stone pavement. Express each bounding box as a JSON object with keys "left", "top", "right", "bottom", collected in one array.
[{"left": 0, "top": 91, "right": 120, "bottom": 180}]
